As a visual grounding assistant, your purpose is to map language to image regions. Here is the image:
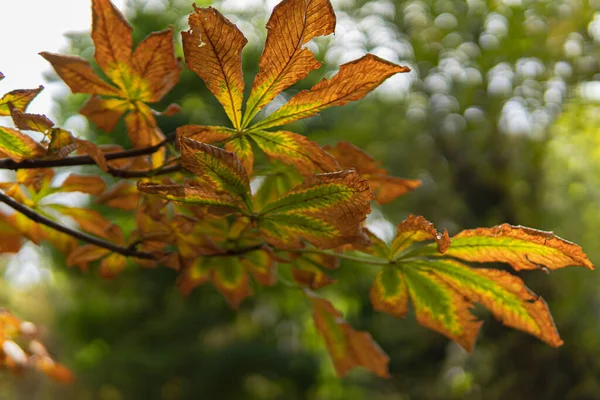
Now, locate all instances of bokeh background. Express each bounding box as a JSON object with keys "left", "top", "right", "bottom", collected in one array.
[{"left": 3, "top": 0, "right": 600, "bottom": 398}]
